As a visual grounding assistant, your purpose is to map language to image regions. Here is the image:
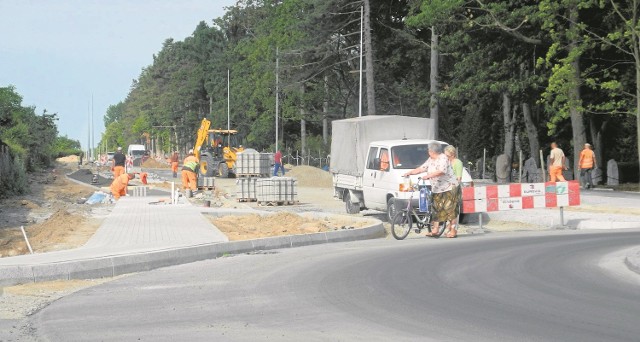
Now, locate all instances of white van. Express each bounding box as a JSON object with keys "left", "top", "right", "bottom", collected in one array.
[
  {"left": 127, "top": 144, "right": 147, "bottom": 172},
  {"left": 330, "top": 116, "right": 472, "bottom": 221},
  {"left": 334, "top": 139, "right": 472, "bottom": 219}
]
